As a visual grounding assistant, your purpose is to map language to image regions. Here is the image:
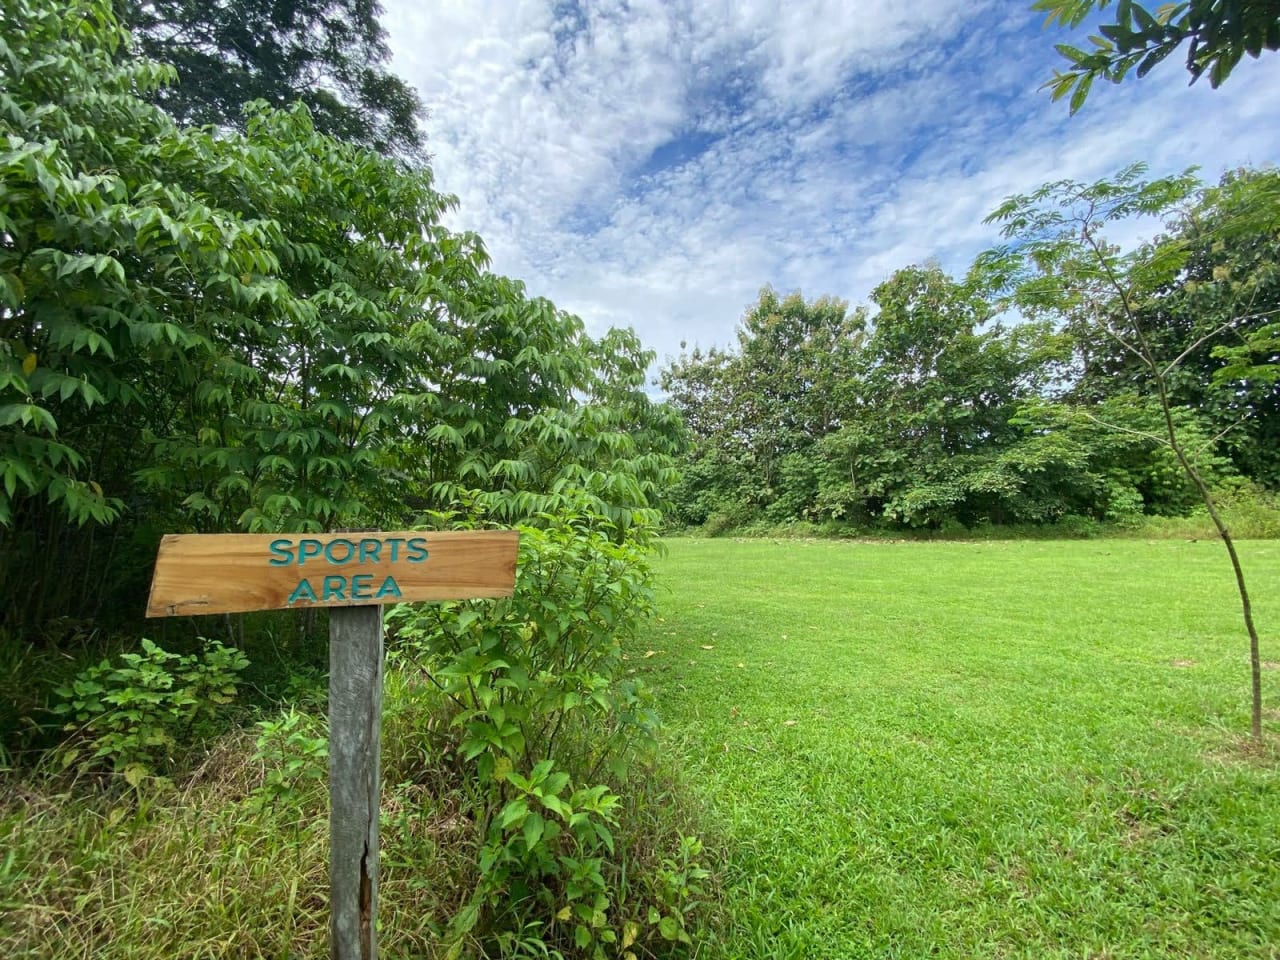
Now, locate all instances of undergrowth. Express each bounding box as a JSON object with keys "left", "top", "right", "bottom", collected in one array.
[{"left": 1, "top": 501, "right": 712, "bottom": 959}]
